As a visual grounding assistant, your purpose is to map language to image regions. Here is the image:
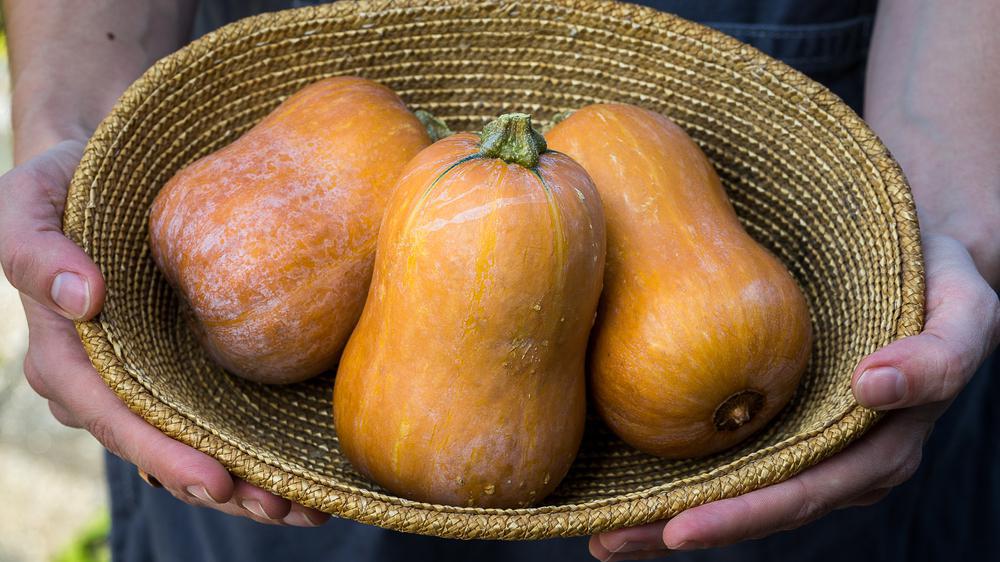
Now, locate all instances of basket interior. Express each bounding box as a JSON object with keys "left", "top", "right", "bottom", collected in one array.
[{"left": 66, "top": 0, "right": 922, "bottom": 536}]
